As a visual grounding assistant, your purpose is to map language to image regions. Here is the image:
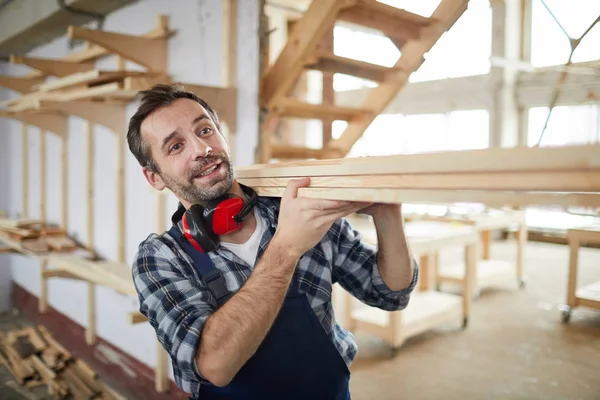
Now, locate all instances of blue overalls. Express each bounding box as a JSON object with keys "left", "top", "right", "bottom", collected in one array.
[{"left": 168, "top": 225, "right": 352, "bottom": 400}]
